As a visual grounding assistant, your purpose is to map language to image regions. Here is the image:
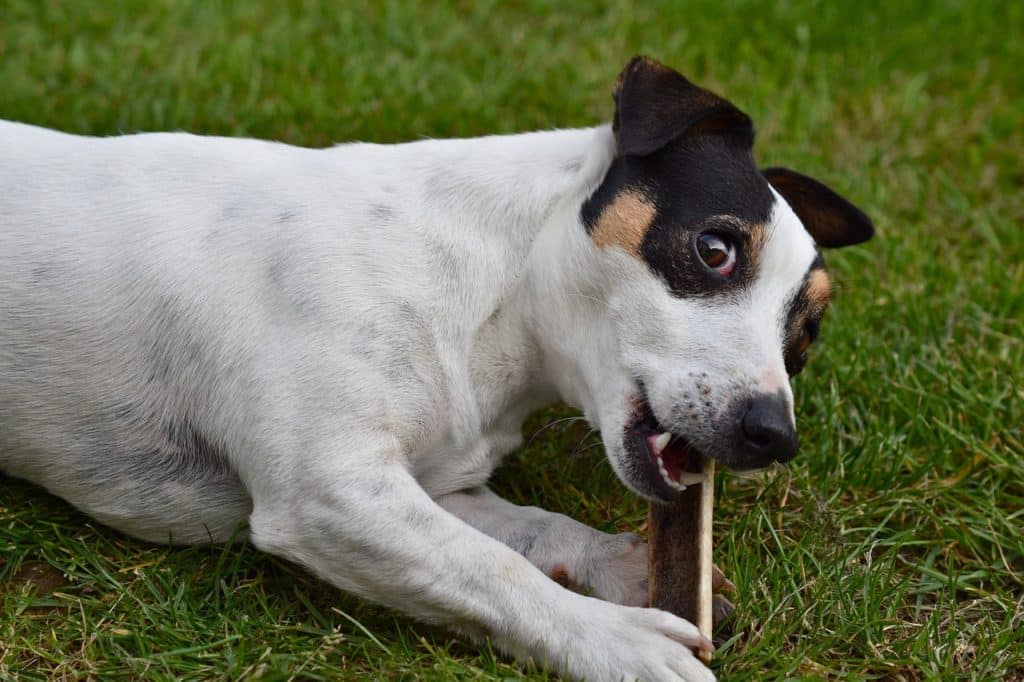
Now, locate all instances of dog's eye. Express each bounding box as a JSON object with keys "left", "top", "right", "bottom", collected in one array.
[
  {"left": 797, "top": 328, "right": 813, "bottom": 356},
  {"left": 696, "top": 233, "right": 737, "bottom": 277},
  {"left": 788, "top": 321, "right": 819, "bottom": 375},
  {"left": 799, "top": 320, "right": 820, "bottom": 355}
]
